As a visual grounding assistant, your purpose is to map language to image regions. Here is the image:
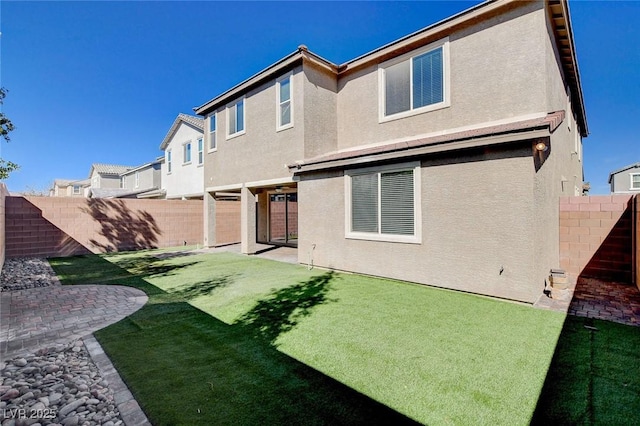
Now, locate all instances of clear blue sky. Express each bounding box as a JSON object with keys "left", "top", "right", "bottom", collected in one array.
[{"left": 1, "top": 1, "right": 639, "bottom": 194}]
